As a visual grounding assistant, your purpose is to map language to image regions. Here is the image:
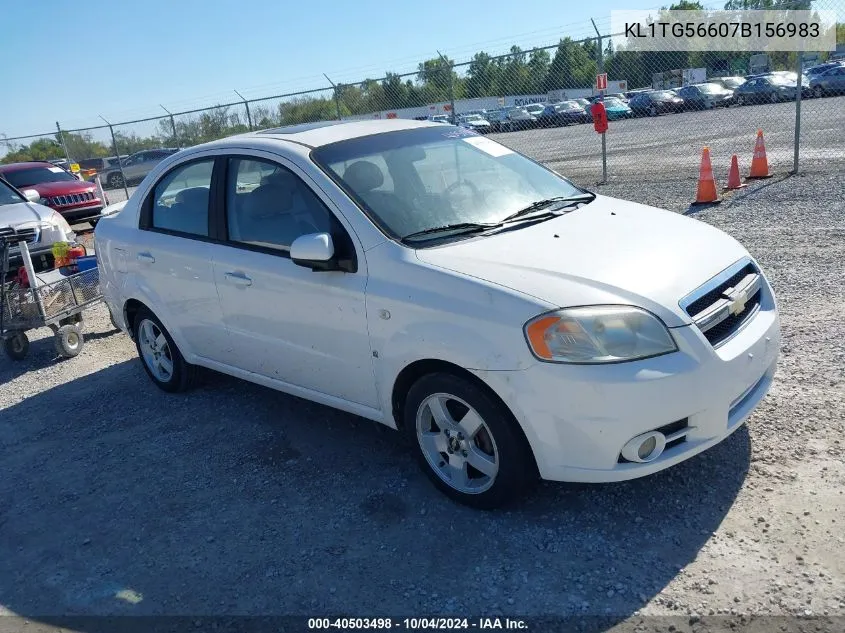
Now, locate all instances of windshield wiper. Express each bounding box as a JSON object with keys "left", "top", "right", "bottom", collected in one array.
[
  {"left": 502, "top": 193, "right": 596, "bottom": 223},
  {"left": 402, "top": 222, "right": 500, "bottom": 242}
]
